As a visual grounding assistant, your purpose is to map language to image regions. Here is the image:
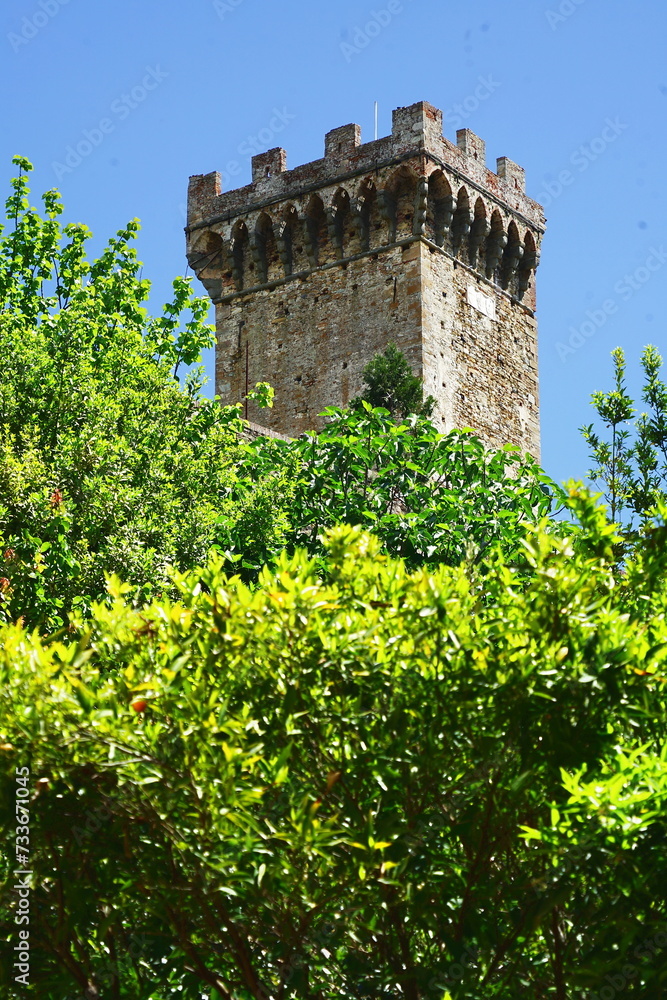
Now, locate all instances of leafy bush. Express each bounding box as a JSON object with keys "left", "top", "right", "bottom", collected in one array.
[
  {"left": 230, "top": 403, "right": 567, "bottom": 577},
  {"left": 1, "top": 496, "right": 666, "bottom": 999}
]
